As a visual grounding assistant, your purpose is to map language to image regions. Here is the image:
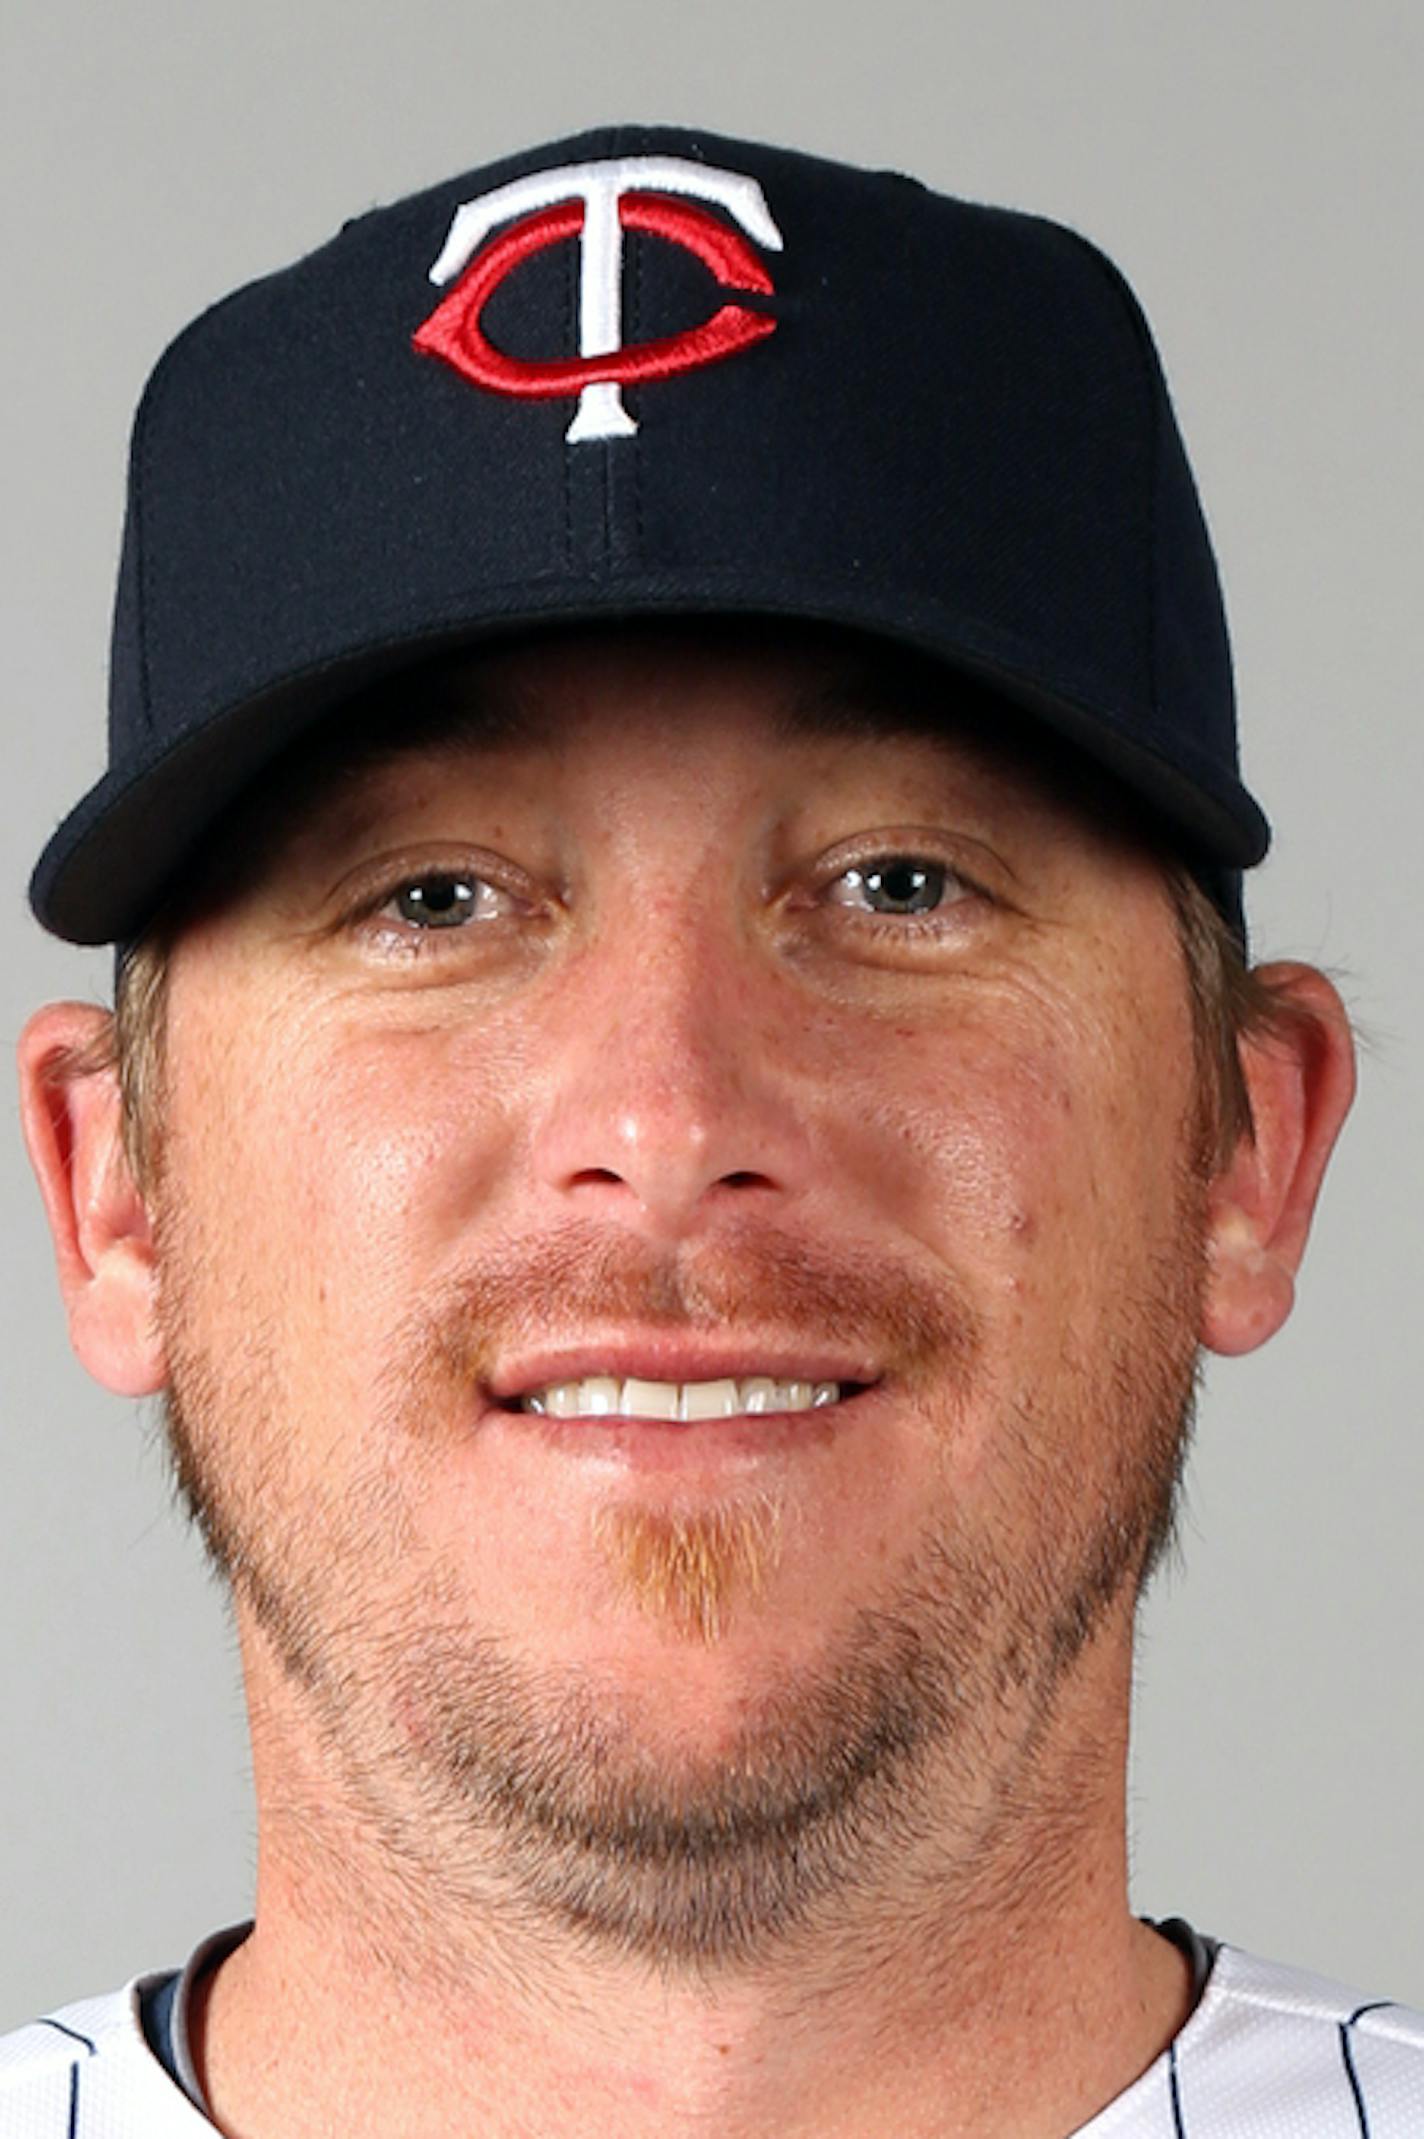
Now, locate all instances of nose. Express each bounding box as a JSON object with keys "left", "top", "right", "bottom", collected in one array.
[{"left": 526, "top": 905, "right": 815, "bottom": 1239}]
